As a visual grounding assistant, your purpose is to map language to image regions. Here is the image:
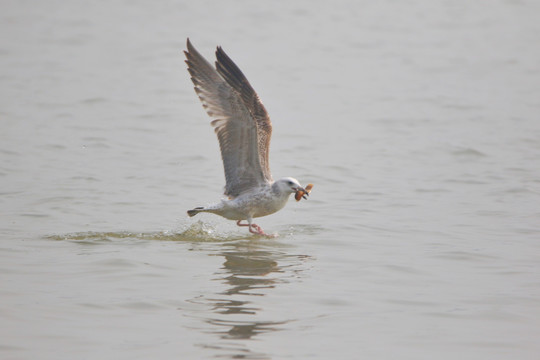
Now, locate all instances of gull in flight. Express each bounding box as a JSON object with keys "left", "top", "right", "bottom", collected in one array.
[{"left": 184, "top": 39, "right": 311, "bottom": 236}]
